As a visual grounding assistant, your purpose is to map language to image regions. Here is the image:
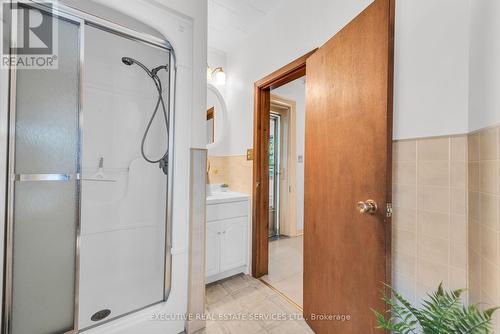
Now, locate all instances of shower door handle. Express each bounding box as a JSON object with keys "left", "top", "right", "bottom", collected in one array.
[{"left": 14, "top": 173, "right": 80, "bottom": 182}]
